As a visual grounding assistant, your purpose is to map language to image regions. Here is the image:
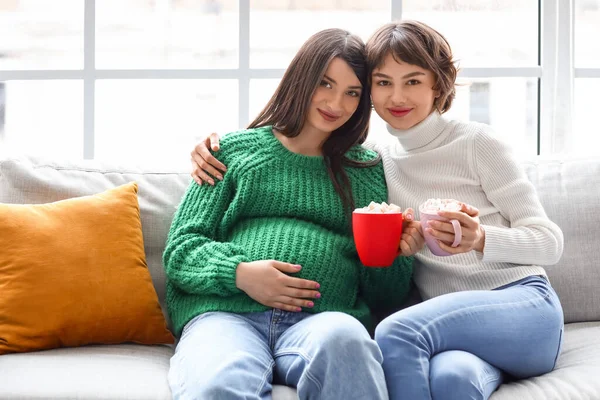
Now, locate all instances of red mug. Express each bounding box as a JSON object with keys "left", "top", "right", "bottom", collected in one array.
[{"left": 352, "top": 211, "right": 403, "bottom": 267}]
